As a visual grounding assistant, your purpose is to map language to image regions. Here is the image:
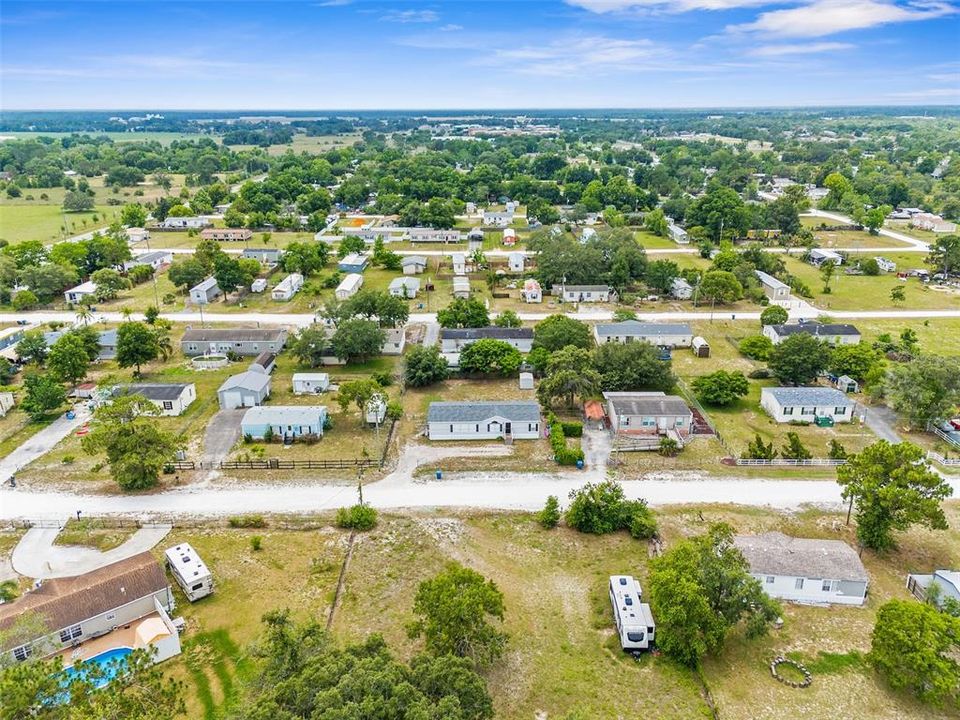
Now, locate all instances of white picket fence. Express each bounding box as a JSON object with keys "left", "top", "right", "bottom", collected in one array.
[
  {"left": 927, "top": 452, "right": 960, "bottom": 467},
  {"left": 735, "top": 458, "right": 847, "bottom": 467}
]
